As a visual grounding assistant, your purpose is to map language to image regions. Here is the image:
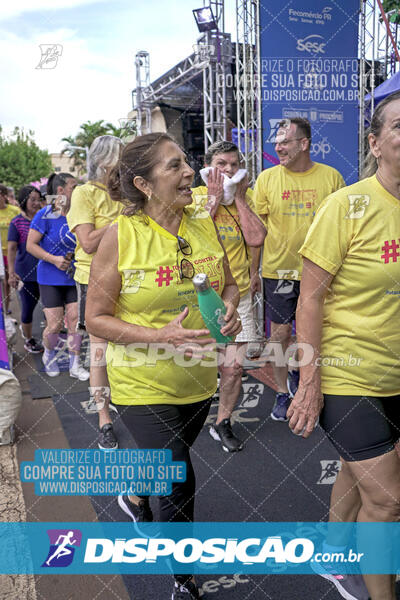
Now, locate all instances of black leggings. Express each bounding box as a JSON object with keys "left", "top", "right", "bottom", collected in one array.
[
  {"left": 119, "top": 399, "right": 211, "bottom": 523},
  {"left": 19, "top": 281, "right": 40, "bottom": 324}
]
